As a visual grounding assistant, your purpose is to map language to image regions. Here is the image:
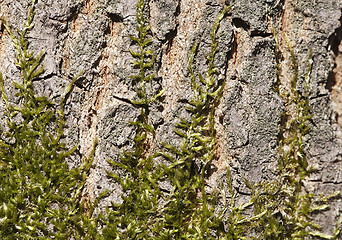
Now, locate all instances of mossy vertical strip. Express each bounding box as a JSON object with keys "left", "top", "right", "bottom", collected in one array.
[
  {"left": 161, "top": 5, "right": 233, "bottom": 239},
  {"left": 0, "top": 1, "right": 100, "bottom": 238},
  {"left": 103, "top": 0, "right": 164, "bottom": 238},
  {"left": 250, "top": 34, "right": 341, "bottom": 239}
]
